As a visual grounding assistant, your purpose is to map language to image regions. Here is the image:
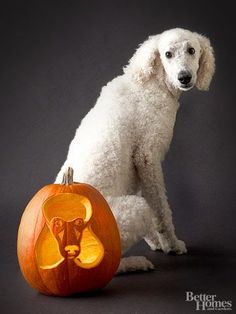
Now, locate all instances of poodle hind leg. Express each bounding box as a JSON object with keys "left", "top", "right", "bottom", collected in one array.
[{"left": 116, "top": 256, "right": 154, "bottom": 275}]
